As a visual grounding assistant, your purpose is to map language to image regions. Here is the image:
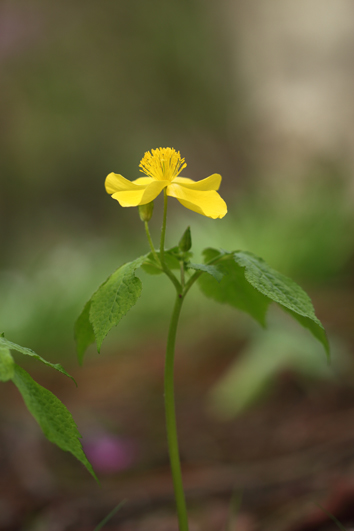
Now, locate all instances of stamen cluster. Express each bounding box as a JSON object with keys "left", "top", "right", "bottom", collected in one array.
[{"left": 139, "top": 148, "right": 187, "bottom": 181}]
